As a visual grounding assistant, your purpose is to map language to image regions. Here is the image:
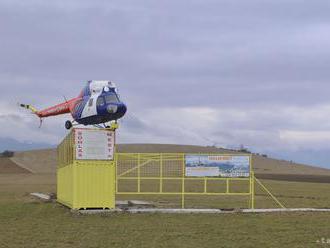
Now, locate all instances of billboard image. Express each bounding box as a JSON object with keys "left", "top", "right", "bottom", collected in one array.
[{"left": 185, "top": 155, "right": 250, "bottom": 177}]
